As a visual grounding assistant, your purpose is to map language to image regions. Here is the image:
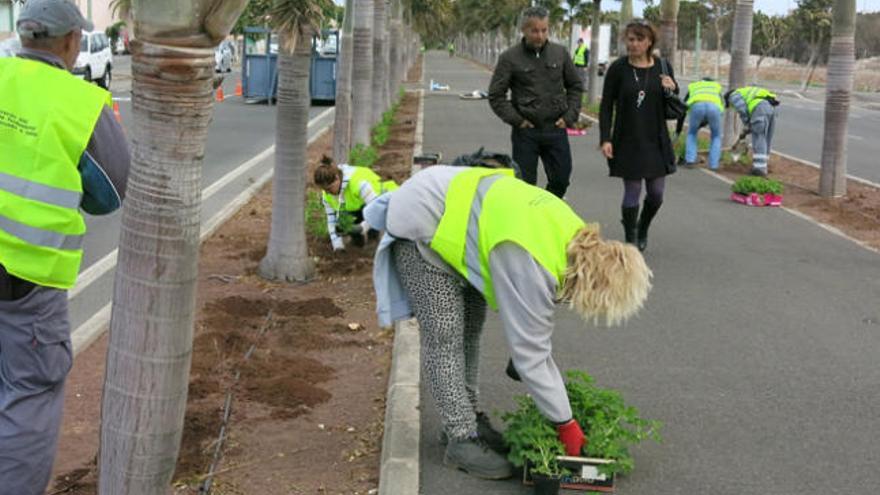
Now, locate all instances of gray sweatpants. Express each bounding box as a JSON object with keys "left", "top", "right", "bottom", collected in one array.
[
  {"left": 0, "top": 286, "right": 72, "bottom": 495},
  {"left": 392, "top": 241, "right": 486, "bottom": 440},
  {"left": 750, "top": 101, "right": 777, "bottom": 170}
]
